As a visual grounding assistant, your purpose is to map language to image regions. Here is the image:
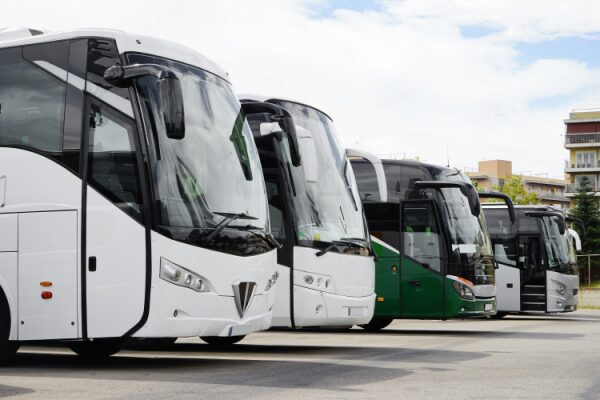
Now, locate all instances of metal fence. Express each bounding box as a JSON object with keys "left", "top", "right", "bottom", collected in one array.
[{"left": 576, "top": 254, "right": 600, "bottom": 287}]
